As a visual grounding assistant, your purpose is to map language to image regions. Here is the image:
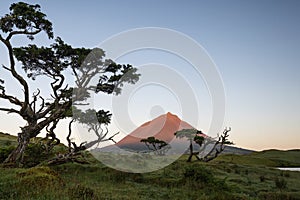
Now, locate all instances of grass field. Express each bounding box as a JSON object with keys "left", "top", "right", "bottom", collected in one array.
[
  {"left": 0, "top": 132, "right": 18, "bottom": 147},
  {"left": 212, "top": 149, "right": 300, "bottom": 167},
  {"left": 1, "top": 132, "right": 300, "bottom": 199}
]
